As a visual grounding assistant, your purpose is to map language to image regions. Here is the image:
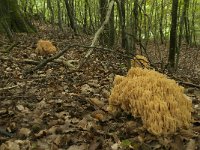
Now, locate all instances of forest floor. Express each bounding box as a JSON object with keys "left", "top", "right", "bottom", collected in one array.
[{"left": 0, "top": 26, "right": 200, "bottom": 150}]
